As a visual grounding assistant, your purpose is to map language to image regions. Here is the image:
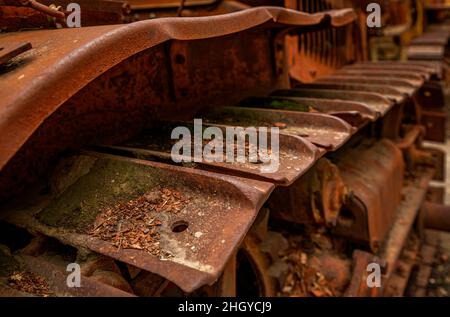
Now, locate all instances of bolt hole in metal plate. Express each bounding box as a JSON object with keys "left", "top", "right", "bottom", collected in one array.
[
  {"left": 100, "top": 122, "right": 320, "bottom": 187},
  {"left": 271, "top": 88, "right": 394, "bottom": 117},
  {"left": 0, "top": 152, "right": 274, "bottom": 293},
  {"left": 172, "top": 220, "right": 189, "bottom": 233},
  {"left": 197, "top": 106, "right": 354, "bottom": 151}
]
